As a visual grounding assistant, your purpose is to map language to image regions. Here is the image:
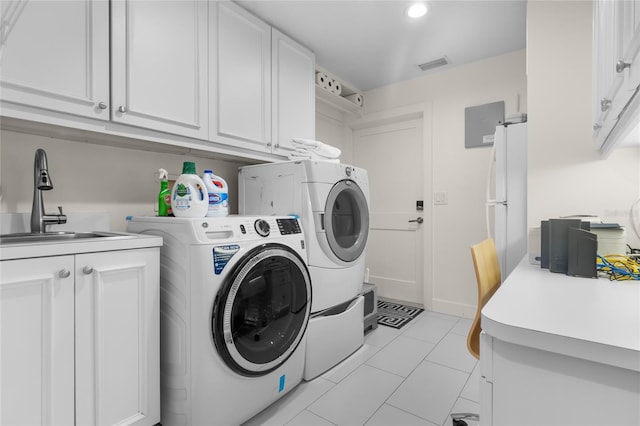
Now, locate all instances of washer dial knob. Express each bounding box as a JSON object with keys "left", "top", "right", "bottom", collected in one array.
[{"left": 254, "top": 219, "right": 270, "bottom": 237}]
